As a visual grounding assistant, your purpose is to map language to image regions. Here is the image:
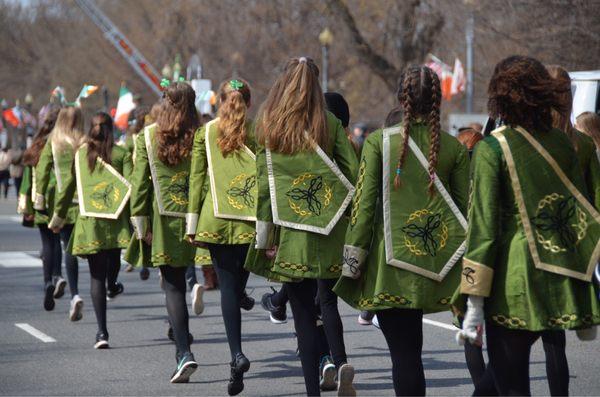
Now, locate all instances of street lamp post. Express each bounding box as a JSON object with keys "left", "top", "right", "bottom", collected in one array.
[{"left": 319, "top": 28, "right": 334, "bottom": 92}]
